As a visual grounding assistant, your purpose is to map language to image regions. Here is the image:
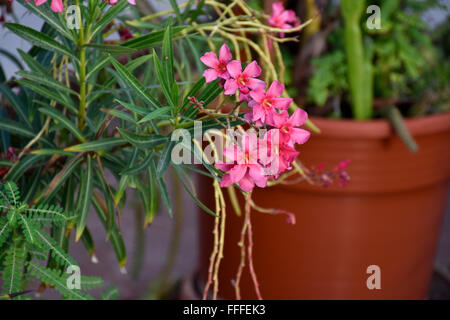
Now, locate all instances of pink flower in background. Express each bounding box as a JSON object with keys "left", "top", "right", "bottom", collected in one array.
[
  {"left": 27, "top": 0, "right": 64, "bottom": 12},
  {"left": 268, "top": 2, "right": 300, "bottom": 37},
  {"left": 215, "top": 133, "right": 268, "bottom": 192},
  {"left": 248, "top": 80, "right": 292, "bottom": 125},
  {"left": 224, "top": 60, "right": 265, "bottom": 95},
  {"left": 200, "top": 44, "right": 232, "bottom": 83},
  {"left": 272, "top": 108, "right": 310, "bottom": 147},
  {"left": 104, "top": 0, "right": 136, "bottom": 5}
]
